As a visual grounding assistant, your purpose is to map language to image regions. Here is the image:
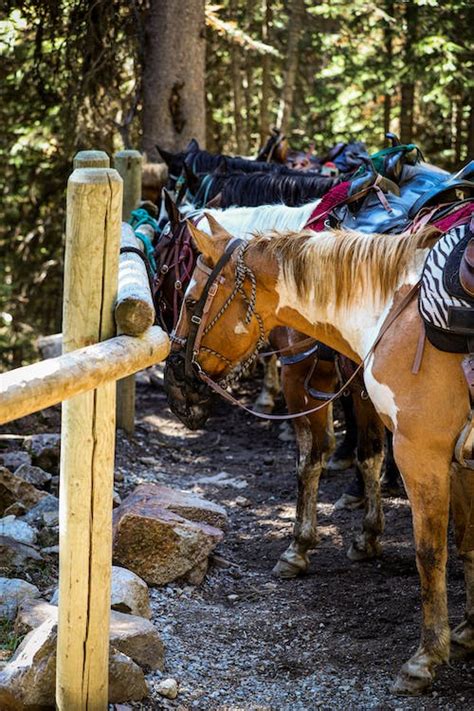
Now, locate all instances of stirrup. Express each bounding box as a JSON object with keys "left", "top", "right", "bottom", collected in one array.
[{"left": 455, "top": 410, "right": 474, "bottom": 469}]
